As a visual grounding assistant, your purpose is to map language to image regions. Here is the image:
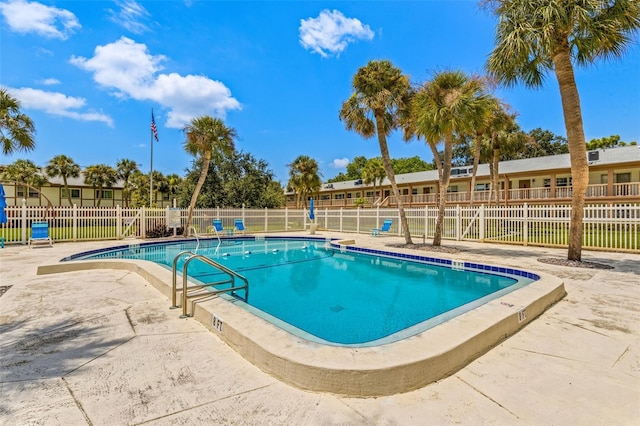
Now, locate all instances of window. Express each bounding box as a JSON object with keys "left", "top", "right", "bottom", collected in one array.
[
  {"left": 600, "top": 174, "right": 608, "bottom": 184},
  {"left": 475, "top": 183, "right": 490, "bottom": 191},
  {"left": 17, "top": 185, "right": 39, "bottom": 198},
  {"left": 61, "top": 188, "right": 80, "bottom": 199},
  {"left": 615, "top": 173, "right": 631, "bottom": 183},
  {"left": 543, "top": 178, "right": 551, "bottom": 188},
  {"left": 411, "top": 188, "right": 418, "bottom": 195},
  {"left": 556, "top": 177, "right": 572, "bottom": 187},
  {"left": 447, "top": 185, "right": 459, "bottom": 193},
  {"left": 334, "top": 194, "right": 344, "bottom": 200},
  {"left": 96, "top": 190, "right": 113, "bottom": 199},
  {"left": 365, "top": 191, "right": 374, "bottom": 197}
]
